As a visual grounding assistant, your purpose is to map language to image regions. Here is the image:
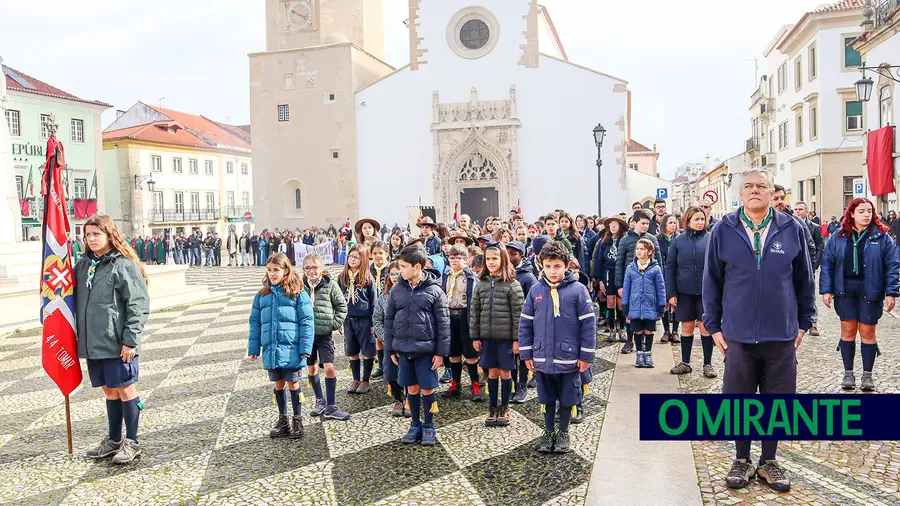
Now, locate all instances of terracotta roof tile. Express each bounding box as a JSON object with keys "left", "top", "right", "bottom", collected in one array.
[
  {"left": 3, "top": 65, "right": 111, "bottom": 107},
  {"left": 813, "top": 0, "right": 864, "bottom": 13},
  {"left": 627, "top": 139, "right": 653, "bottom": 153},
  {"left": 102, "top": 104, "right": 252, "bottom": 151},
  {"left": 148, "top": 106, "right": 251, "bottom": 151},
  {"left": 102, "top": 122, "right": 211, "bottom": 148}
]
